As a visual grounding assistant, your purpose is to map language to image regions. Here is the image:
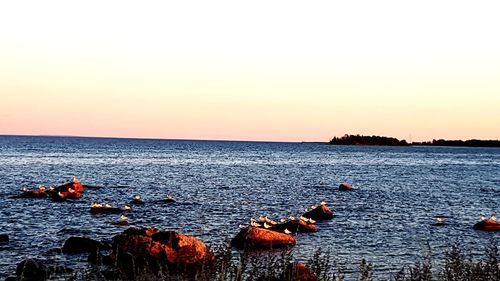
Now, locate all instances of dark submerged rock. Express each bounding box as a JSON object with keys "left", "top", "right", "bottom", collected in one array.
[
  {"left": 129, "top": 198, "right": 145, "bottom": 205},
  {"left": 62, "top": 236, "right": 105, "bottom": 254},
  {"left": 0, "top": 233, "right": 9, "bottom": 244},
  {"left": 129, "top": 195, "right": 145, "bottom": 205}
]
